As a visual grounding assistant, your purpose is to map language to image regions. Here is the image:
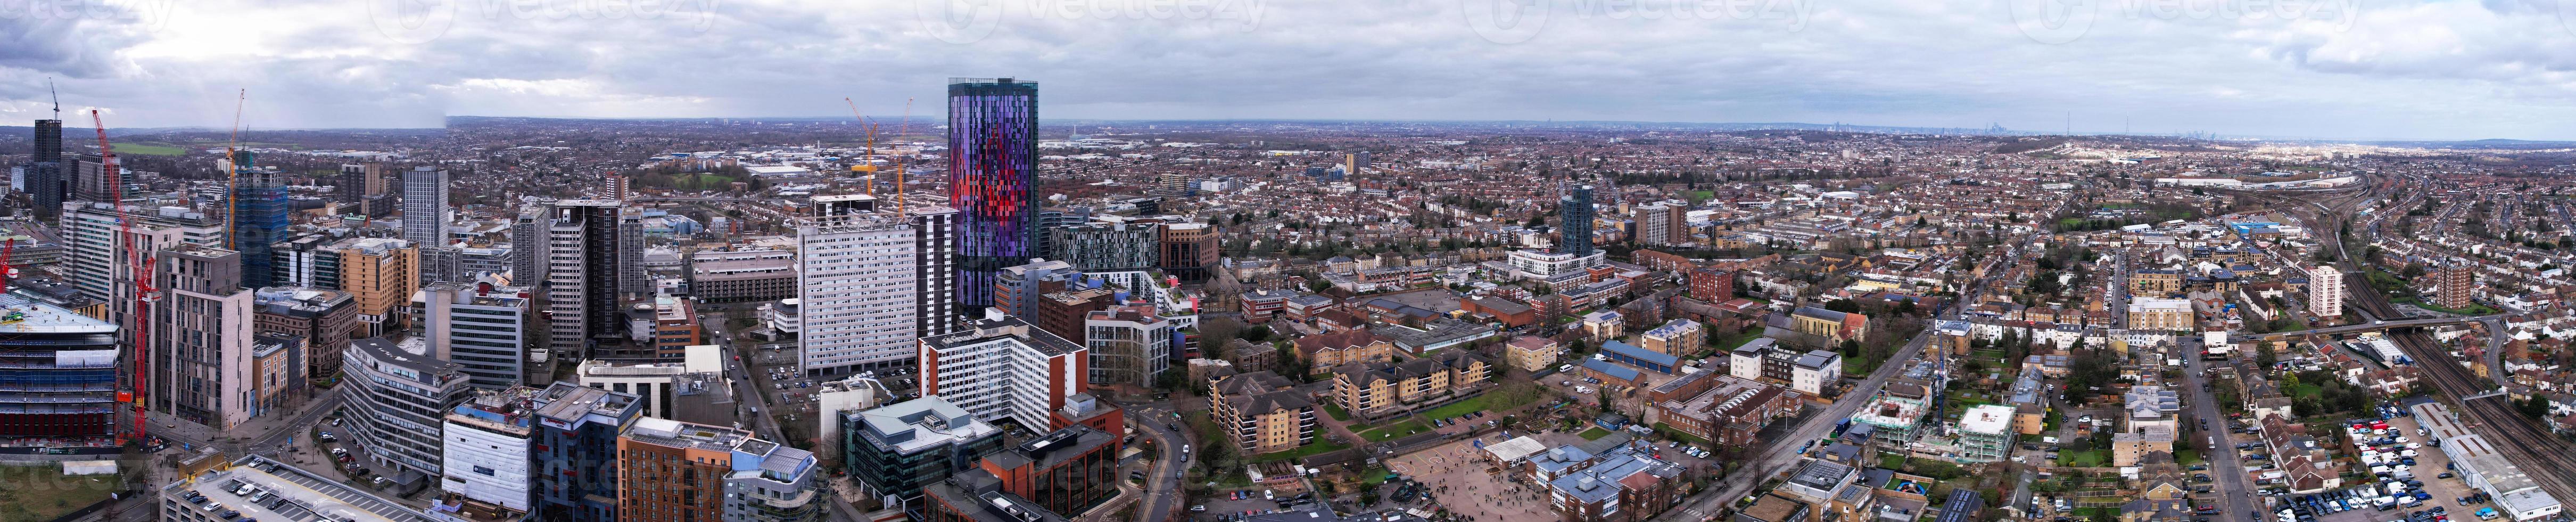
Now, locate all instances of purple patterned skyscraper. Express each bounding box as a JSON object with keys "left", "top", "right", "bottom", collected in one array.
[{"left": 948, "top": 78, "right": 1040, "bottom": 313}]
